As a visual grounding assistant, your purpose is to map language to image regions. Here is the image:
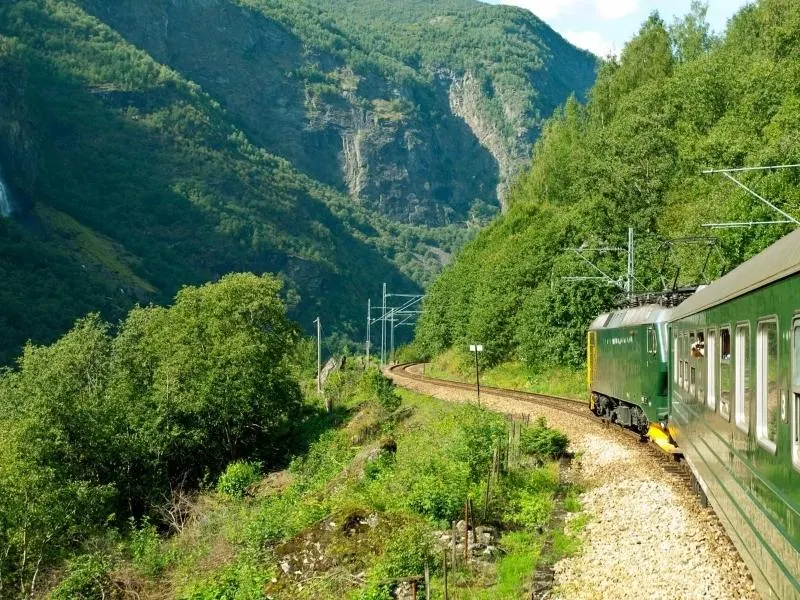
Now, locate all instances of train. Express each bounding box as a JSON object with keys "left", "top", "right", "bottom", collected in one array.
[{"left": 587, "top": 229, "right": 800, "bottom": 599}]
